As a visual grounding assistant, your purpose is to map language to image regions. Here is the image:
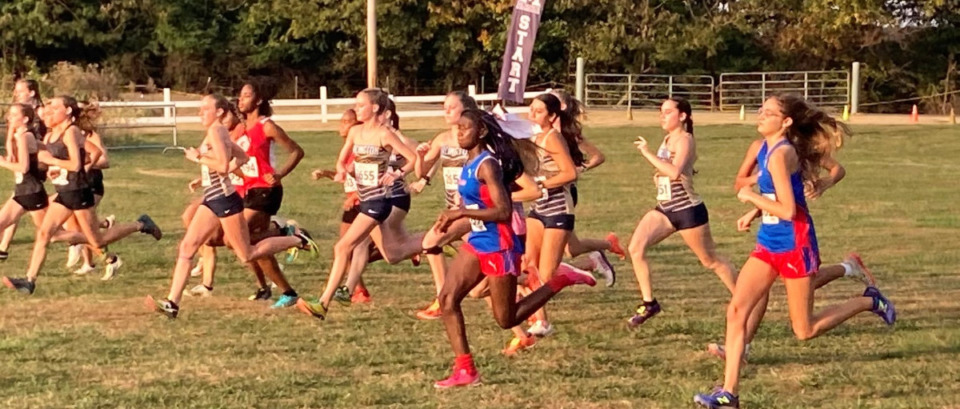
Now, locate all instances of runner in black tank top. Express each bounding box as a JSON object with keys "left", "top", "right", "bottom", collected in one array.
[
  {"left": 3, "top": 95, "right": 163, "bottom": 295},
  {"left": 0, "top": 104, "right": 48, "bottom": 233},
  {"left": 0, "top": 80, "right": 46, "bottom": 261}
]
